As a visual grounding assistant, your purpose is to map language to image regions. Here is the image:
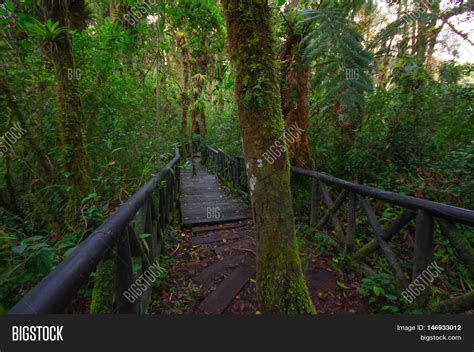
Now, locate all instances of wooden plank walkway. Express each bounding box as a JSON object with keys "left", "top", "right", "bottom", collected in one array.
[
  {"left": 190, "top": 221, "right": 256, "bottom": 314},
  {"left": 177, "top": 157, "right": 256, "bottom": 313},
  {"left": 180, "top": 154, "right": 251, "bottom": 227},
  {"left": 150, "top": 154, "right": 369, "bottom": 314}
]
